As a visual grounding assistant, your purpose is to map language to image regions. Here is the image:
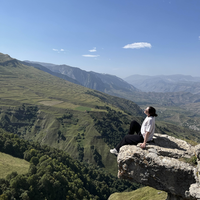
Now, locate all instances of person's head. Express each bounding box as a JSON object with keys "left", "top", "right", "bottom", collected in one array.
[{"left": 144, "top": 106, "right": 158, "bottom": 117}]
